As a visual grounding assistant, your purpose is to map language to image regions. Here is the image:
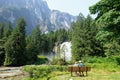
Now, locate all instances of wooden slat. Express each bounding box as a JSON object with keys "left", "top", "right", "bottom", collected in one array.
[{"left": 68, "top": 66, "right": 91, "bottom": 76}]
